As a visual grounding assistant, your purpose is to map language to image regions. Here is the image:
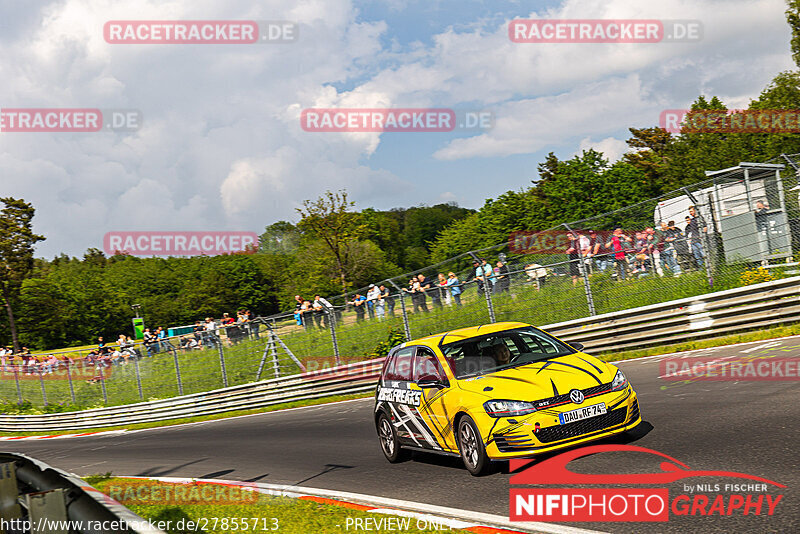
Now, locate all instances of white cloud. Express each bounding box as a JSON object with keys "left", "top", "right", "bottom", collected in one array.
[
  {"left": 575, "top": 136, "right": 630, "bottom": 163},
  {"left": 0, "top": 0, "right": 794, "bottom": 257}
]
